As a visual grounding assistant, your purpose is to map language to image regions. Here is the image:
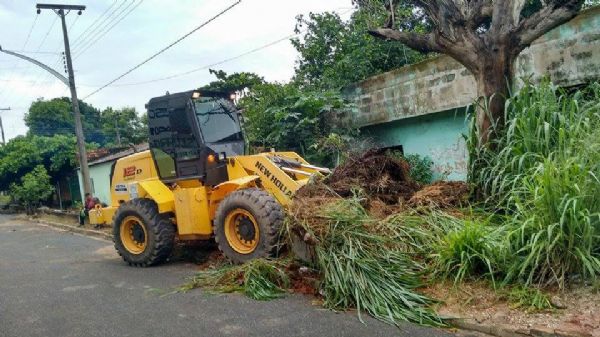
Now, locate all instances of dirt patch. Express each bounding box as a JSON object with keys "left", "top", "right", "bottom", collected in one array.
[
  {"left": 423, "top": 281, "right": 600, "bottom": 337},
  {"left": 409, "top": 181, "right": 471, "bottom": 208}
]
